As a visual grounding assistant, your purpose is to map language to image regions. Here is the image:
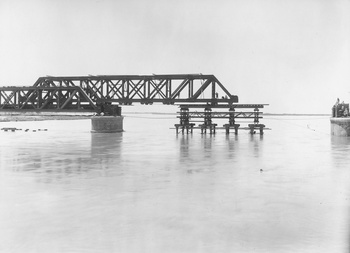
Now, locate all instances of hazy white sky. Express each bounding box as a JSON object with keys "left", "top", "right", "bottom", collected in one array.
[{"left": 0, "top": 0, "right": 349, "bottom": 113}]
